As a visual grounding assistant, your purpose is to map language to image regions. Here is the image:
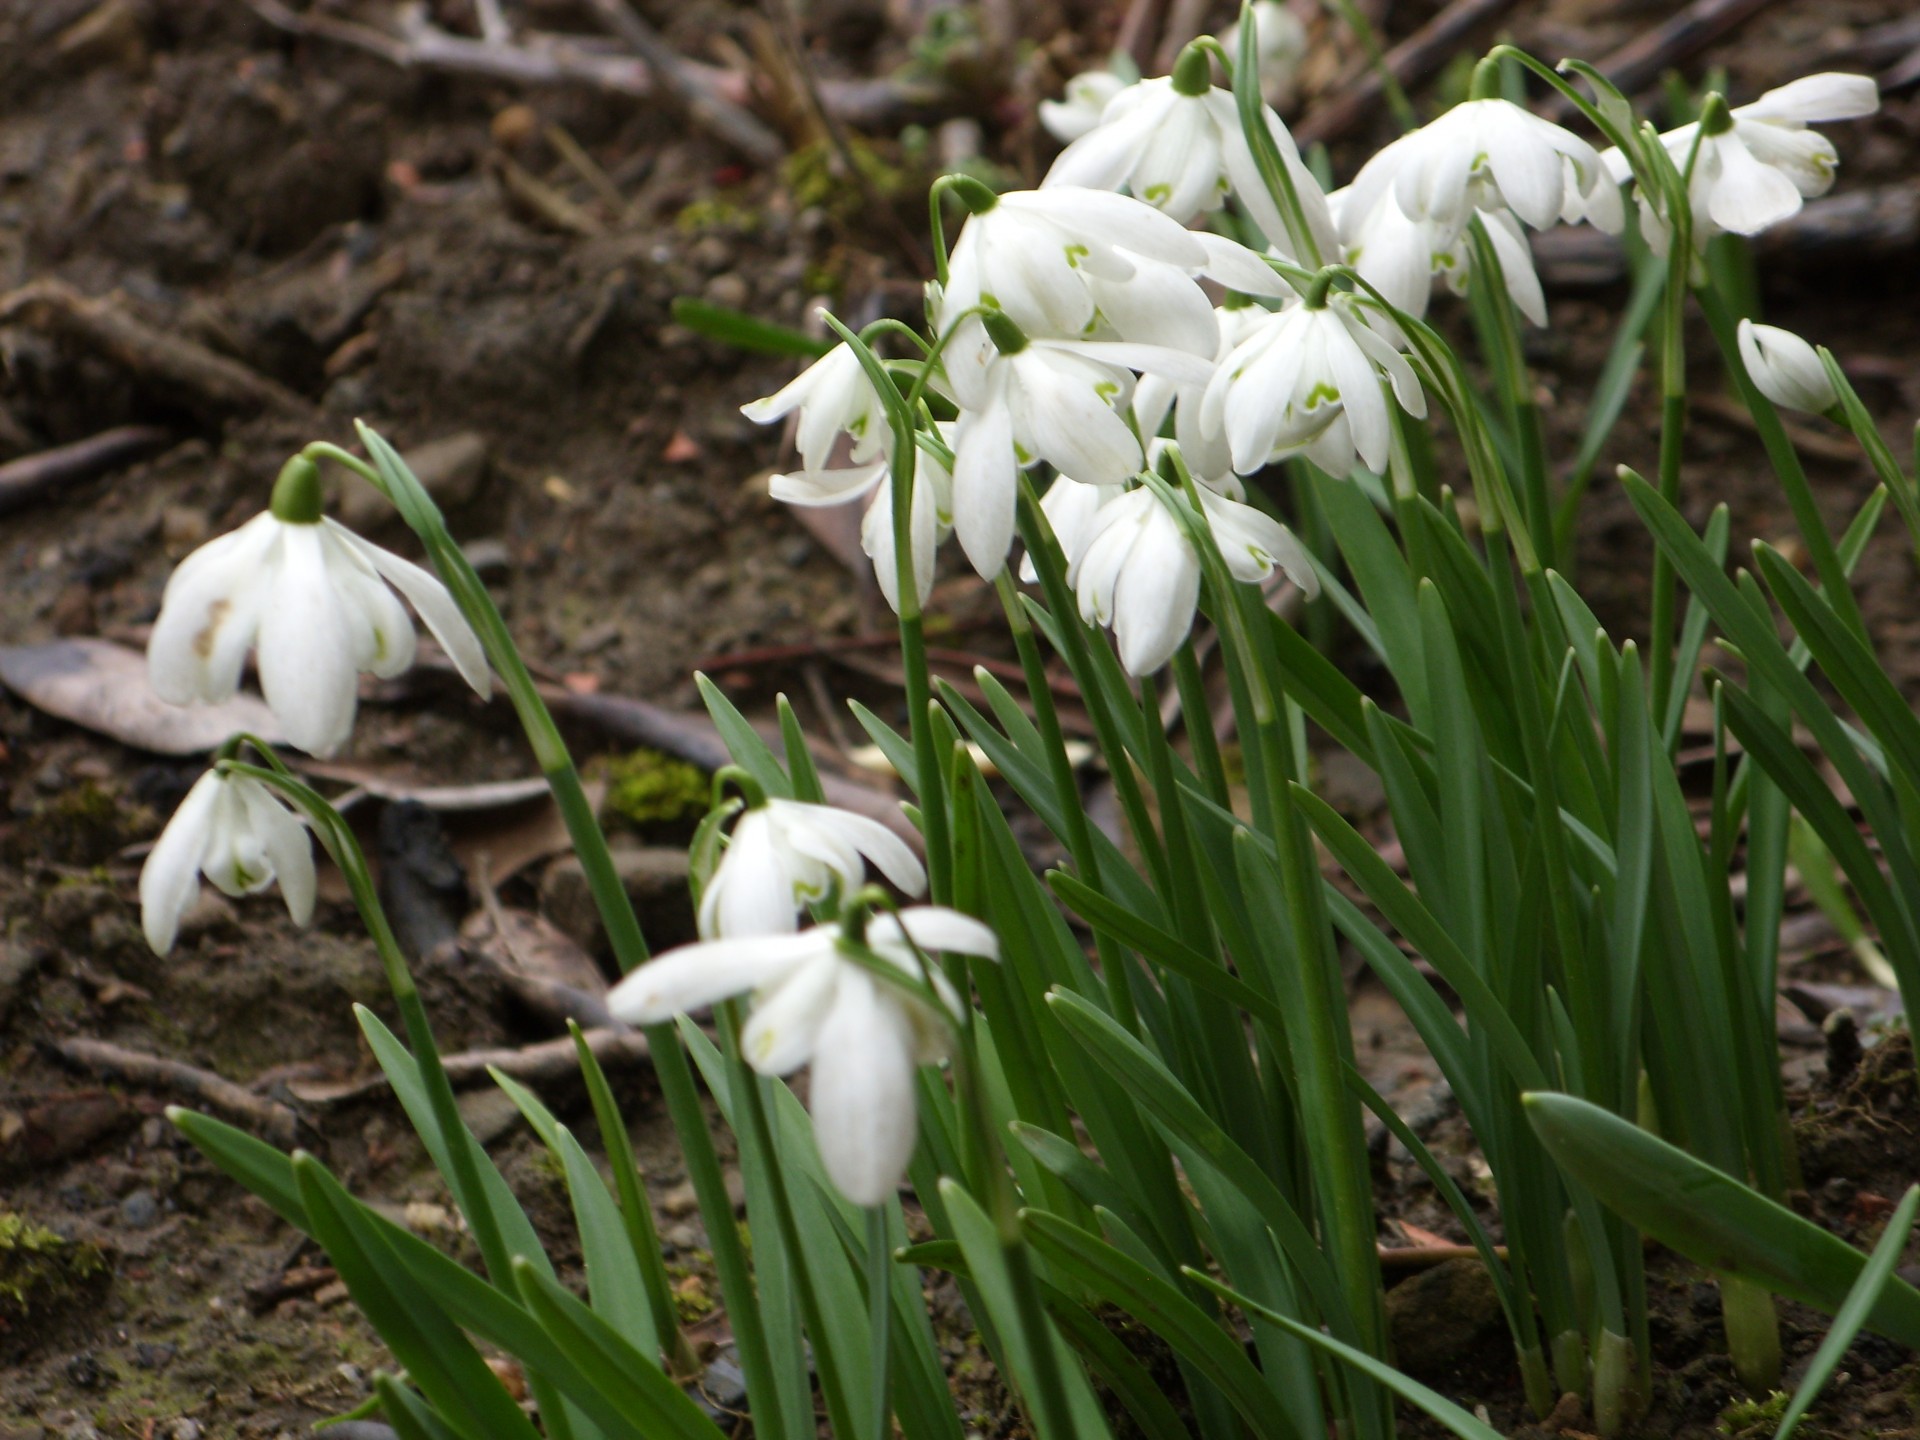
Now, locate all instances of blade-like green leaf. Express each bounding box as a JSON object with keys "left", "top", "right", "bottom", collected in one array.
[
  {"left": 695, "top": 672, "right": 792, "bottom": 797},
  {"left": 1776, "top": 1186, "right": 1920, "bottom": 1439},
  {"left": 1524, "top": 1092, "right": 1920, "bottom": 1346},
  {"left": 670, "top": 297, "right": 833, "bottom": 358}
]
